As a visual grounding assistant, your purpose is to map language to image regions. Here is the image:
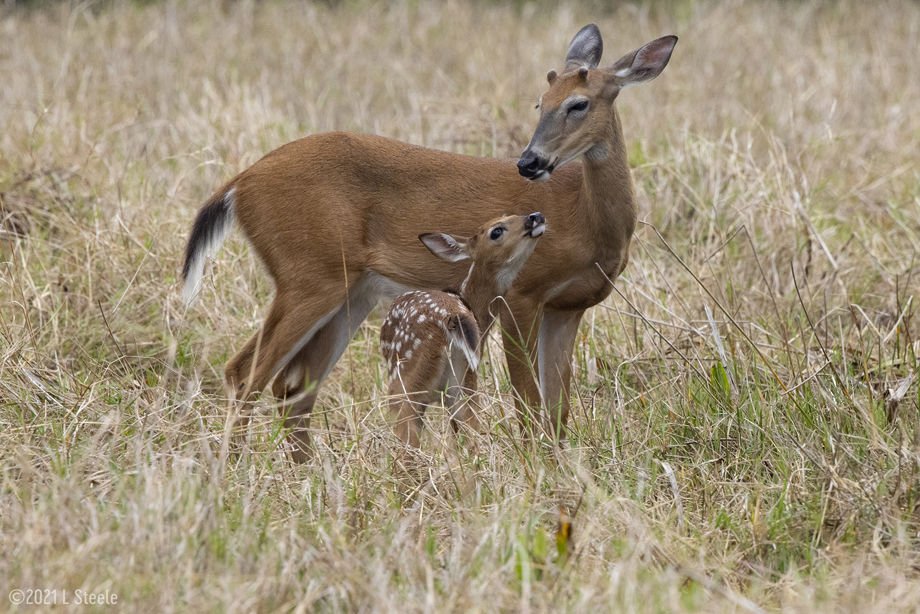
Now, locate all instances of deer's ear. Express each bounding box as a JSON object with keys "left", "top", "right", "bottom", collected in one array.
[
  {"left": 419, "top": 233, "right": 470, "bottom": 262},
  {"left": 609, "top": 35, "right": 677, "bottom": 88},
  {"left": 565, "top": 24, "right": 603, "bottom": 70}
]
